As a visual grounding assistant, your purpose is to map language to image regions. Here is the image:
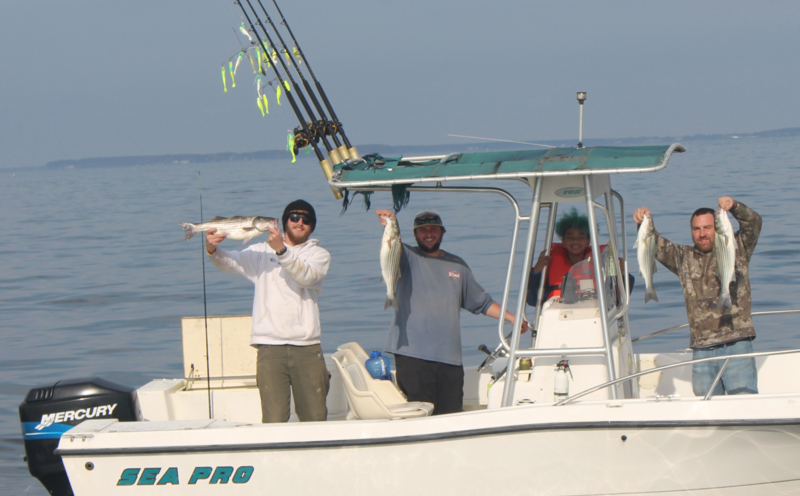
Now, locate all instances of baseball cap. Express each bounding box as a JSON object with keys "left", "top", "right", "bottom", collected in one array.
[{"left": 413, "top": 210, "right": 446, "bottom": 232}]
